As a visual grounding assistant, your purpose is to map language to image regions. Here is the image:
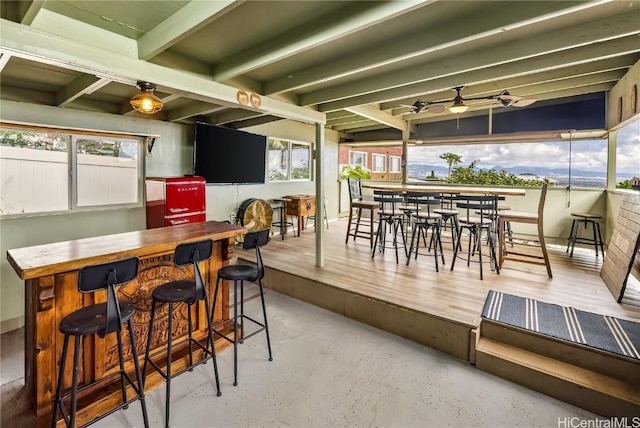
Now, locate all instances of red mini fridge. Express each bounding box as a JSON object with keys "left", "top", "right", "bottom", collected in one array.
[{"left": 145, "top": 176, "right": 206, "bottom": 229}]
